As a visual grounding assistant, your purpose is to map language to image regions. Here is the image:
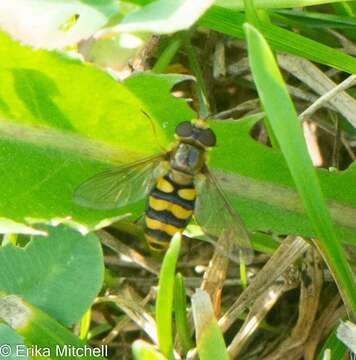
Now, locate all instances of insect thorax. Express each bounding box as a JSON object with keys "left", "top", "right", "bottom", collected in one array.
[{"left": 170, "top": 142, "right": 206, "bottom": 181}]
